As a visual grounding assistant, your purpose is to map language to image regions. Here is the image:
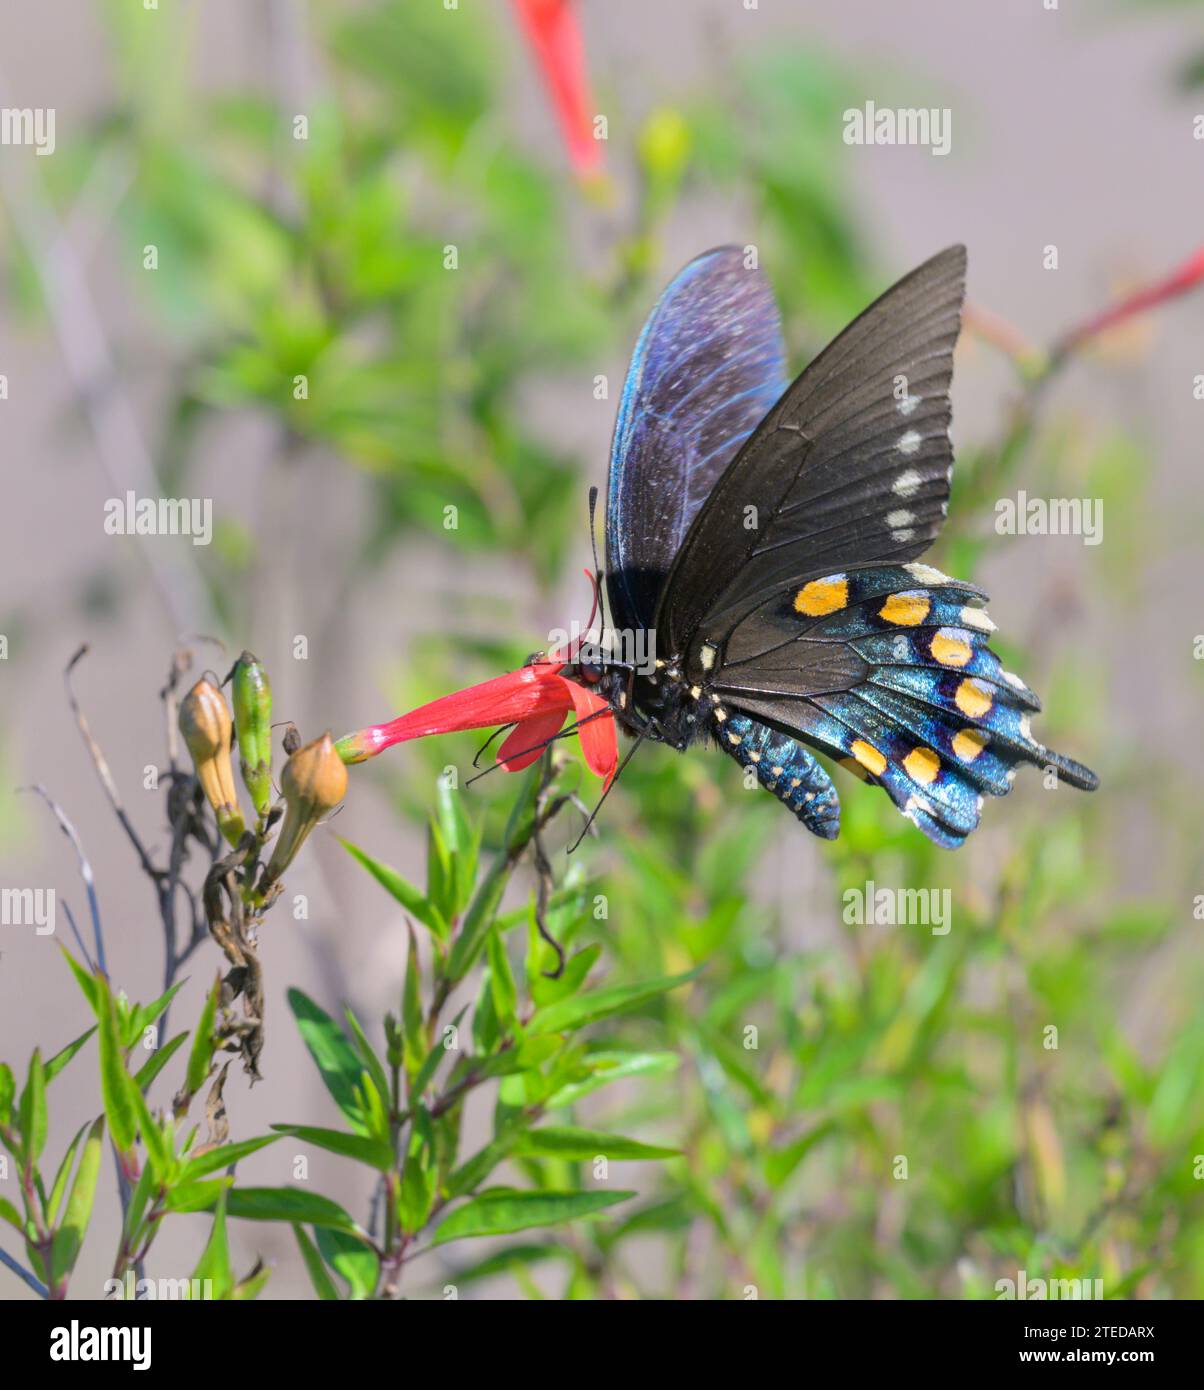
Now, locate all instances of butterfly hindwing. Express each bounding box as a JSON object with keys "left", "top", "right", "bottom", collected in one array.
[
  {"left": 707, "top": 565, "right": 1098, "bottom": 848},
  {"left": 605, "top": 246, "right": 788, "bottom": 635}
]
